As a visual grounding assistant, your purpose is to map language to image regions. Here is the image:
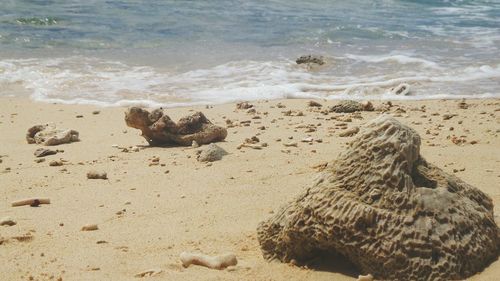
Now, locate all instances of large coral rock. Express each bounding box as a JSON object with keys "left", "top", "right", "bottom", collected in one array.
[
  {"left": 125, "top": 107, "right": 227, "bottom": 146},
  {"left": 26, "top": 124, "right": 79, "bottom": 146},
  {"left": 328, "top": 100, "right": 373, "bottom": 113},
  {"left": 257, "top": 115, "right": 499, "bottom": 280}
]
